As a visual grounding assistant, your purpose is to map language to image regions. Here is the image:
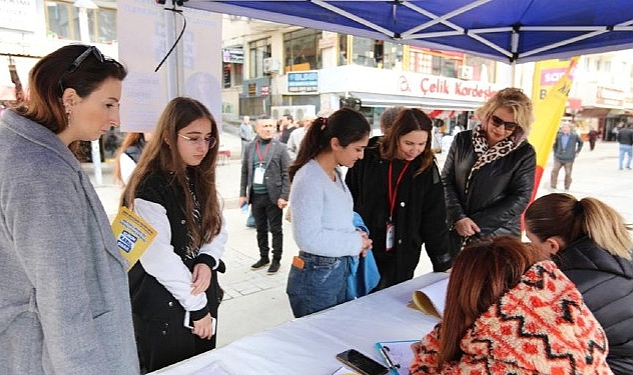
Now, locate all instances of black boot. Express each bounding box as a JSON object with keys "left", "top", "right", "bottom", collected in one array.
[
  {"left": 267, "top": 259, "right": 281, "bottom": 274},
  {"left": 251, "top": 257, "right": 270, "bottom": 269}
]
